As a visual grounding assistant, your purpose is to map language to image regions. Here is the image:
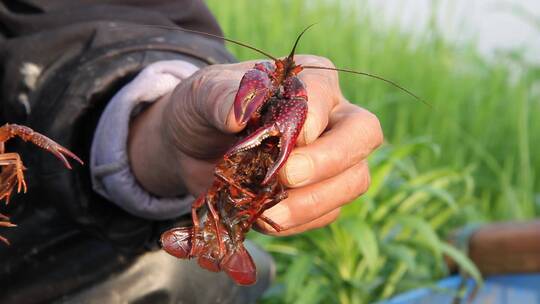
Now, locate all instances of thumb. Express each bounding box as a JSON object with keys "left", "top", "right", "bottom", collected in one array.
[
  {"left": 192, "top": 66, "right": 245, "bottom": 134},
  {"left": 190, "top": 60, "right": 267, "bottom": 134},
  {"left": 163, "top": 65, "right": 246, "bottom": 159}
]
